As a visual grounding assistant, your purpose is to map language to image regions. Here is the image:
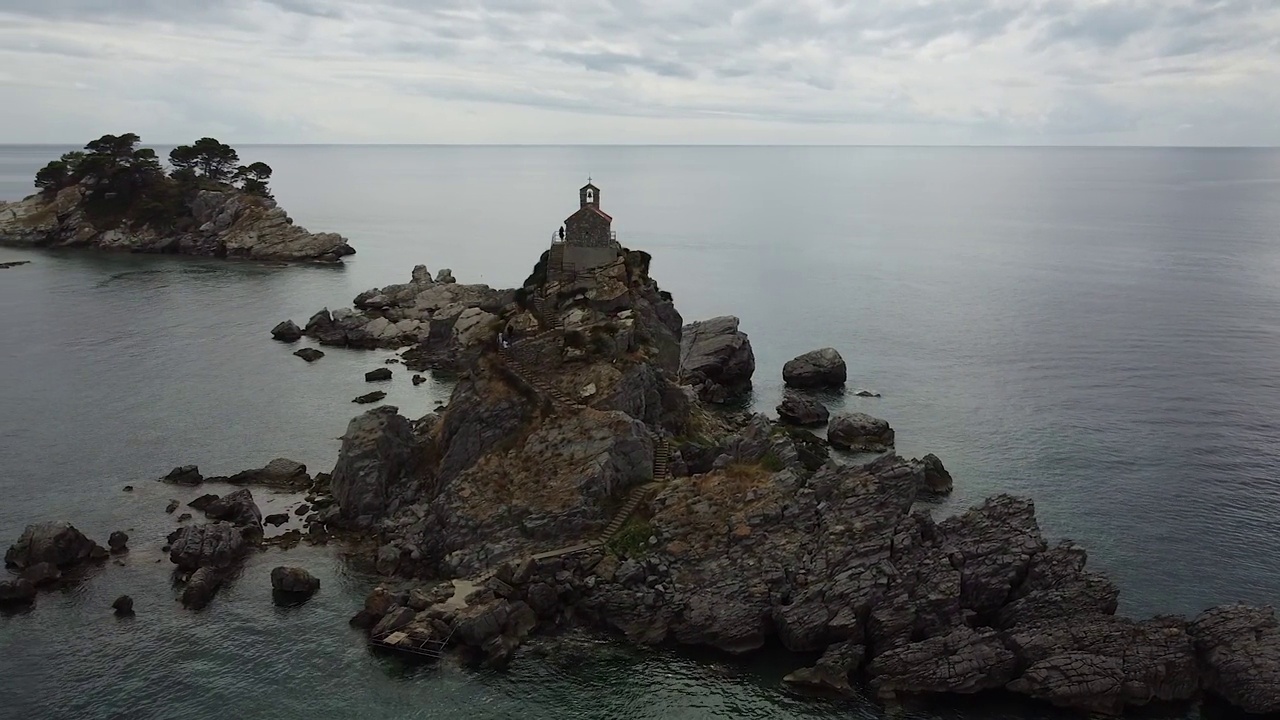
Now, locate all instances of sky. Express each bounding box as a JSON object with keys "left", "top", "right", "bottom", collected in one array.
[{"left": 1, "top": 0, "right": 1279, "bottom": 145}]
